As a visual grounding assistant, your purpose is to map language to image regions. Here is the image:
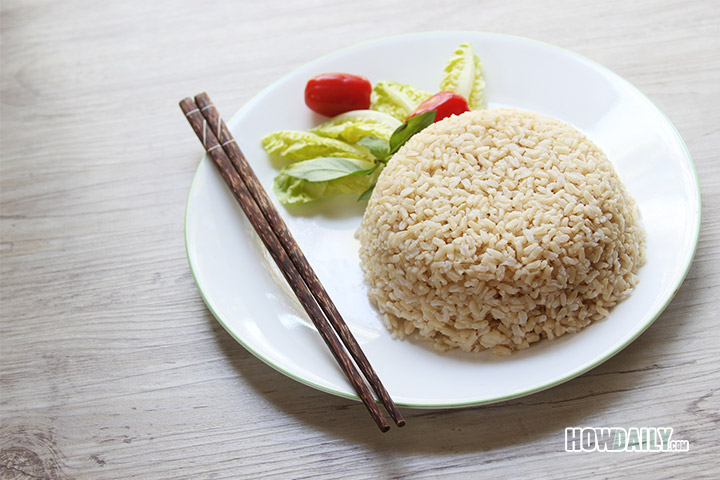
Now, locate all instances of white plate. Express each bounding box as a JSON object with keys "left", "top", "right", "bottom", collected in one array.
[{"left": 185, "top": 32, "right": 700, "bottom": 408}]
